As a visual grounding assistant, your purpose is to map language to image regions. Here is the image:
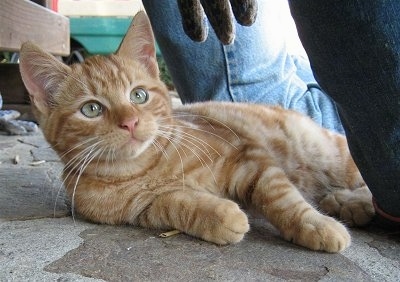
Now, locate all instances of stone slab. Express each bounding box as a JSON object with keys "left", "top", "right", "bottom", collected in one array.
[
  {"left": 0, "top": 133, "right": 68, "bottom": 220},
  {"left": 45, "top": 220, "right": 372, "bottom": 282},
  {"left": 0, "top": 131, "right": 399, "bottom": 282}
]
